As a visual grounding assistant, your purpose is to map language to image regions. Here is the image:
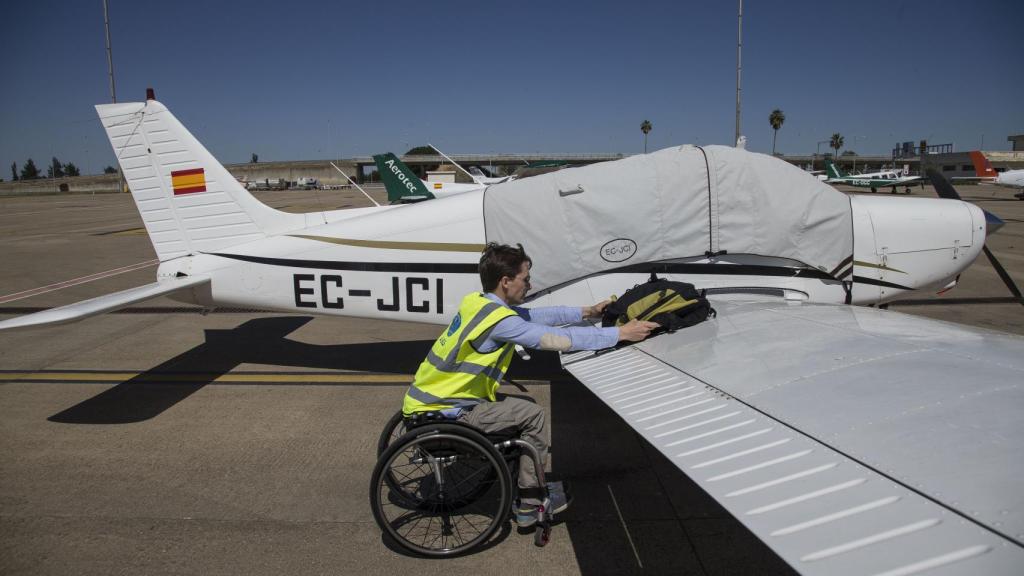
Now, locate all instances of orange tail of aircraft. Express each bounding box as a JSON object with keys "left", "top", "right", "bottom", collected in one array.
[{"left": 968, "top": 151, "right": 998, "bottom": 178}]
